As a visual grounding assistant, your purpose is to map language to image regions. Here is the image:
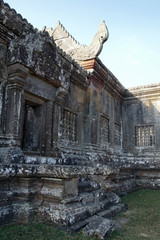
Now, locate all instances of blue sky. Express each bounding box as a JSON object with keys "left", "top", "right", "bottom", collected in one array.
[{"left": 5, "top": 0, "right": 160, "bottom": 88}]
